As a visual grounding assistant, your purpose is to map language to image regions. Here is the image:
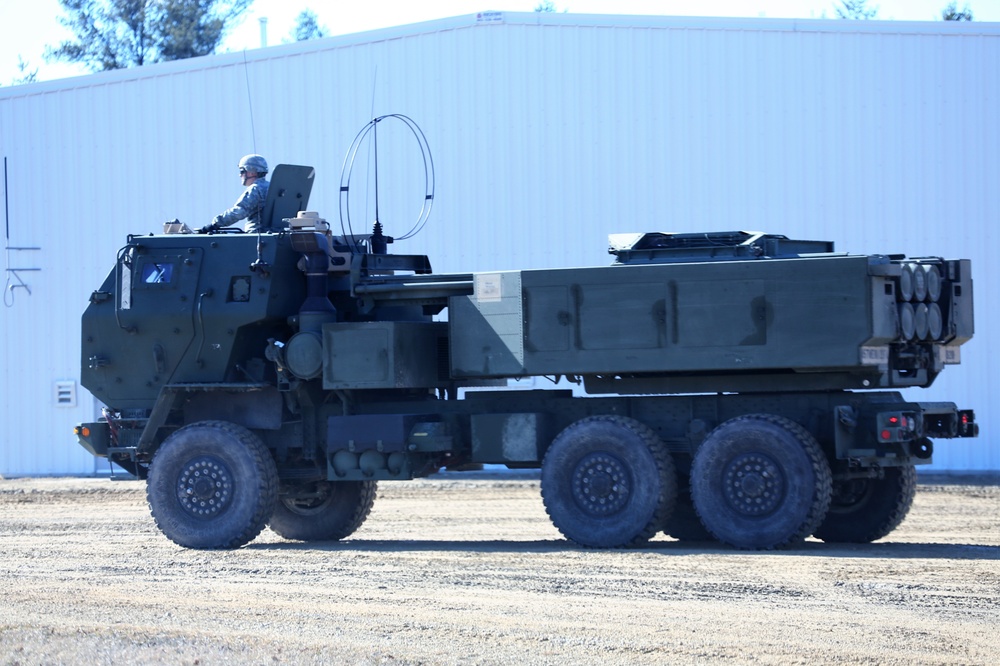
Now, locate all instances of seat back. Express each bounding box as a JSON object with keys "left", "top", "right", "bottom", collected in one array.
[{"left": 260, "top": 164, "right": 316, "bottom": 230}]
